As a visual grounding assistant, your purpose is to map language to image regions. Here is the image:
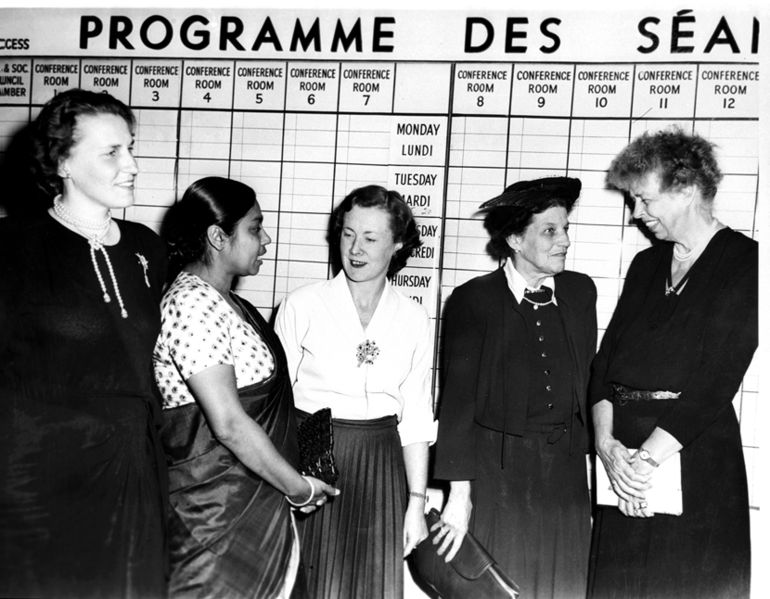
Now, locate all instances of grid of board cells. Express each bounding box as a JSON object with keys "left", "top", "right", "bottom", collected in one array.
[{"left": 0, "top": 58, "right": 760, "bottom": 510}]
